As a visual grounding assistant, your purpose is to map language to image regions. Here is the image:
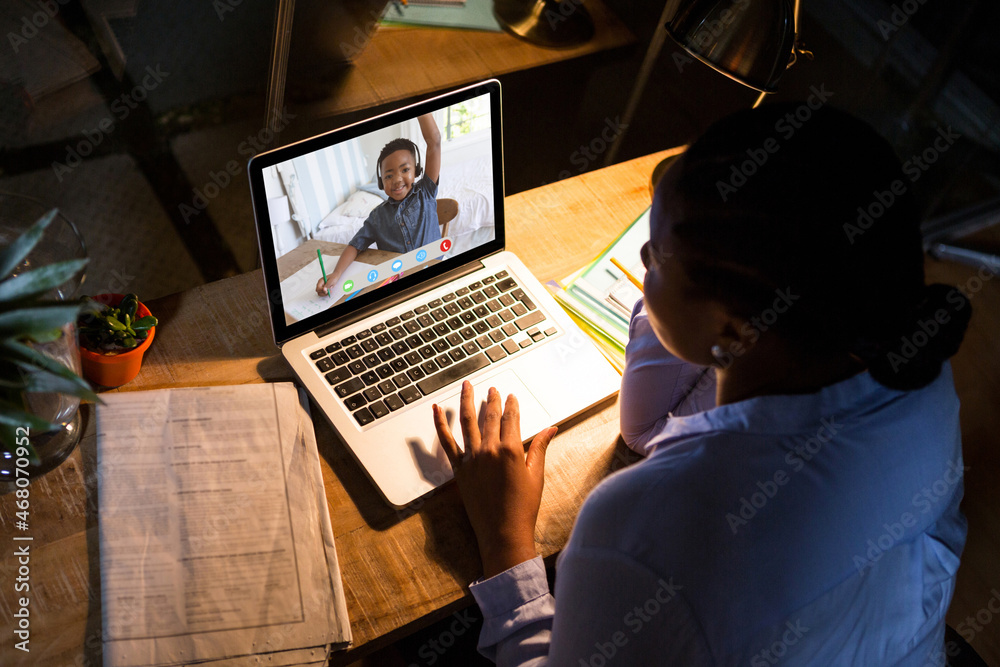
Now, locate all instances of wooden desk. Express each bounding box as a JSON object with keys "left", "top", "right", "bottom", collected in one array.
[
  {"left": 0, "top": 149, "right": 678, "bottom": 667},
  {"left": 296, "top": 2, "right": 634, "bottom": 120}
]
